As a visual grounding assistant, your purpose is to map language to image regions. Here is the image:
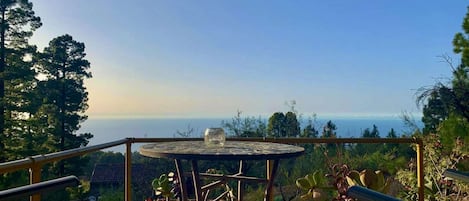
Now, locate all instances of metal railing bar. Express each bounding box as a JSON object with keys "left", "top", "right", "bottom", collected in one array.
[
  {"left": 0, "top": 176, "right": 79, "bottom": 201},
  {"left": 0, "top": 158, "right": 34, "bottom": 175},
  {"left": 131, "top": 138, "right": 203, "bottom": 143},
  {"left": 132, "top": 137, "right": 420, "bottom": 144},
  {"left": 0, "top": 137, "right": 421, "bottom": 174},
  {"left": 229, "top": 137, "right": 419, "bottom": 144},
  {"left": 0, "top": 138, "right": 129, "bottom": 174},
  {"left": 0, "top": 137, "right": 425, "bottom": 201}
]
